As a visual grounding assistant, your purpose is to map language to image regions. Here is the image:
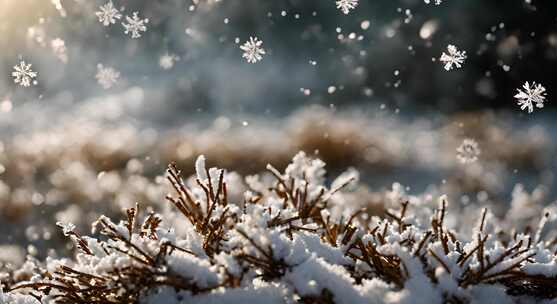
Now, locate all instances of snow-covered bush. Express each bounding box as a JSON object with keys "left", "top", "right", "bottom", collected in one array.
[{"left": 2, "top": 152, "right": 557, "bottom": 303}]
